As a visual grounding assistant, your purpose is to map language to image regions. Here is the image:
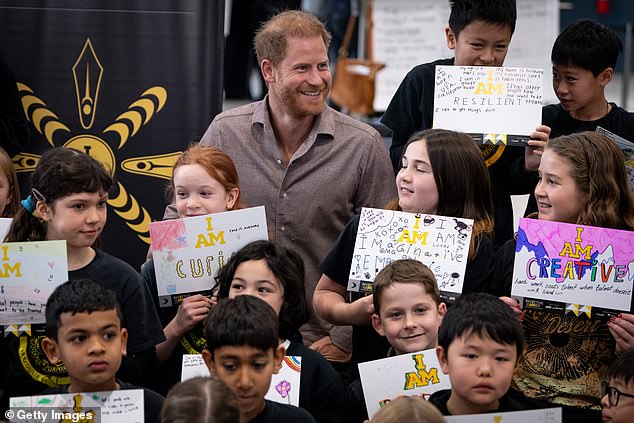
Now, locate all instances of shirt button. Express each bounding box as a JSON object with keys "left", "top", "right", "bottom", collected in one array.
[
  {"left": 280, "top": 225, "right": 286, "bottom": 231},
  {"left": 277, "top": 159, "right": 282, "bottom": 165},
  {"left": 282, "top": 192, "right": 288, "bottom": 199}
]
